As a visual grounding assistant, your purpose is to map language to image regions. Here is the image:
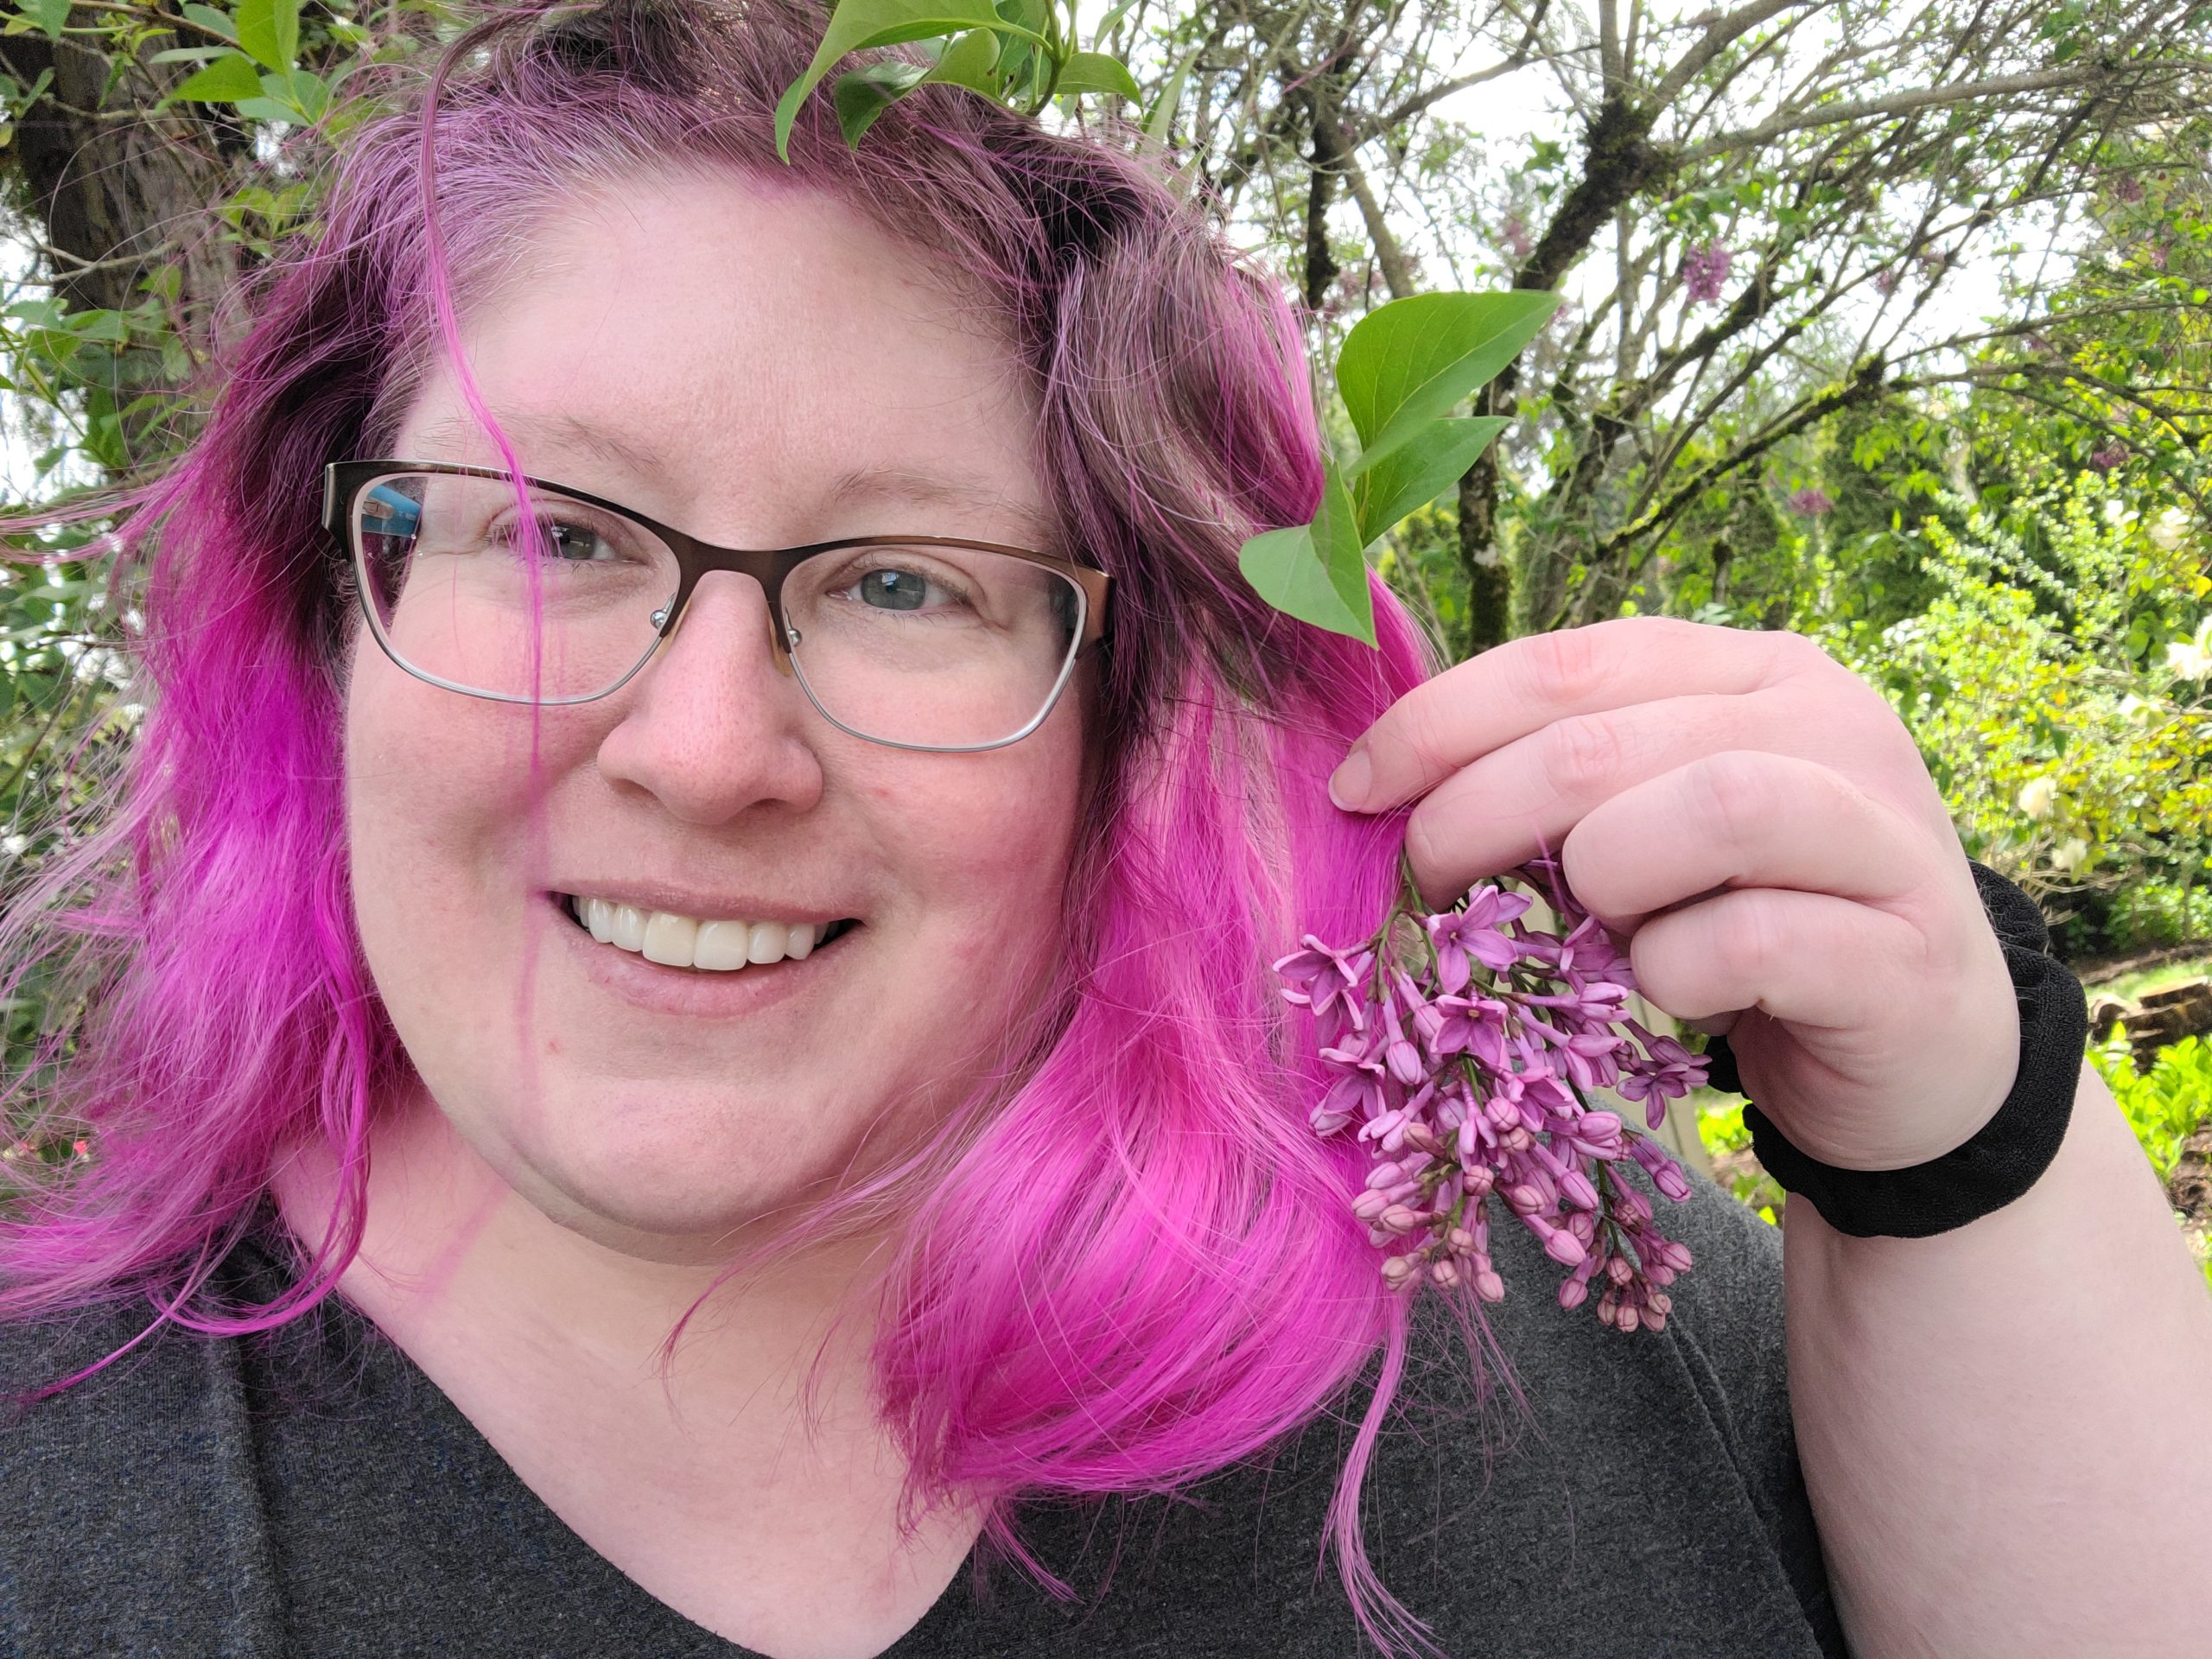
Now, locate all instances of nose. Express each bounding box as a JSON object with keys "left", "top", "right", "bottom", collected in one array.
[{"left": 593, "top": 571, "right": 824, "bottom": 824}]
